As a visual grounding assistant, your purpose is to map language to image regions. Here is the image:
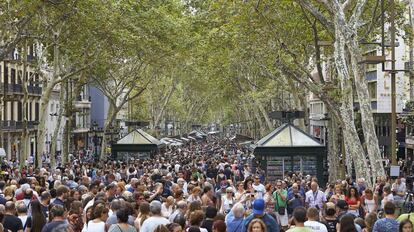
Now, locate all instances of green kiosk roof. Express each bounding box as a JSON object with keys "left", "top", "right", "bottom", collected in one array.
[
  {"left": 117, "top": 129, "right": 163, "bottom": 146},
  {"left": 256, "top": 123, "right": 323, "bottom": 147}
]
